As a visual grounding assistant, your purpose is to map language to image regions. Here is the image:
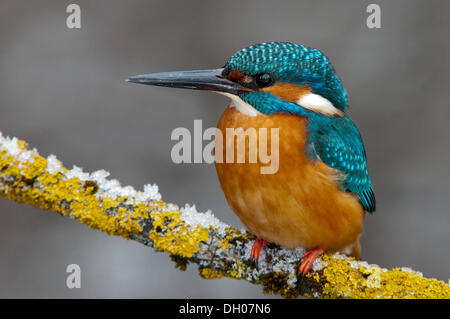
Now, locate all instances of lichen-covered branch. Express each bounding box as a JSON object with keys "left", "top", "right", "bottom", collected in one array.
[{"left": 0, "top": 132, "right": 449, "bottom": 299}]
